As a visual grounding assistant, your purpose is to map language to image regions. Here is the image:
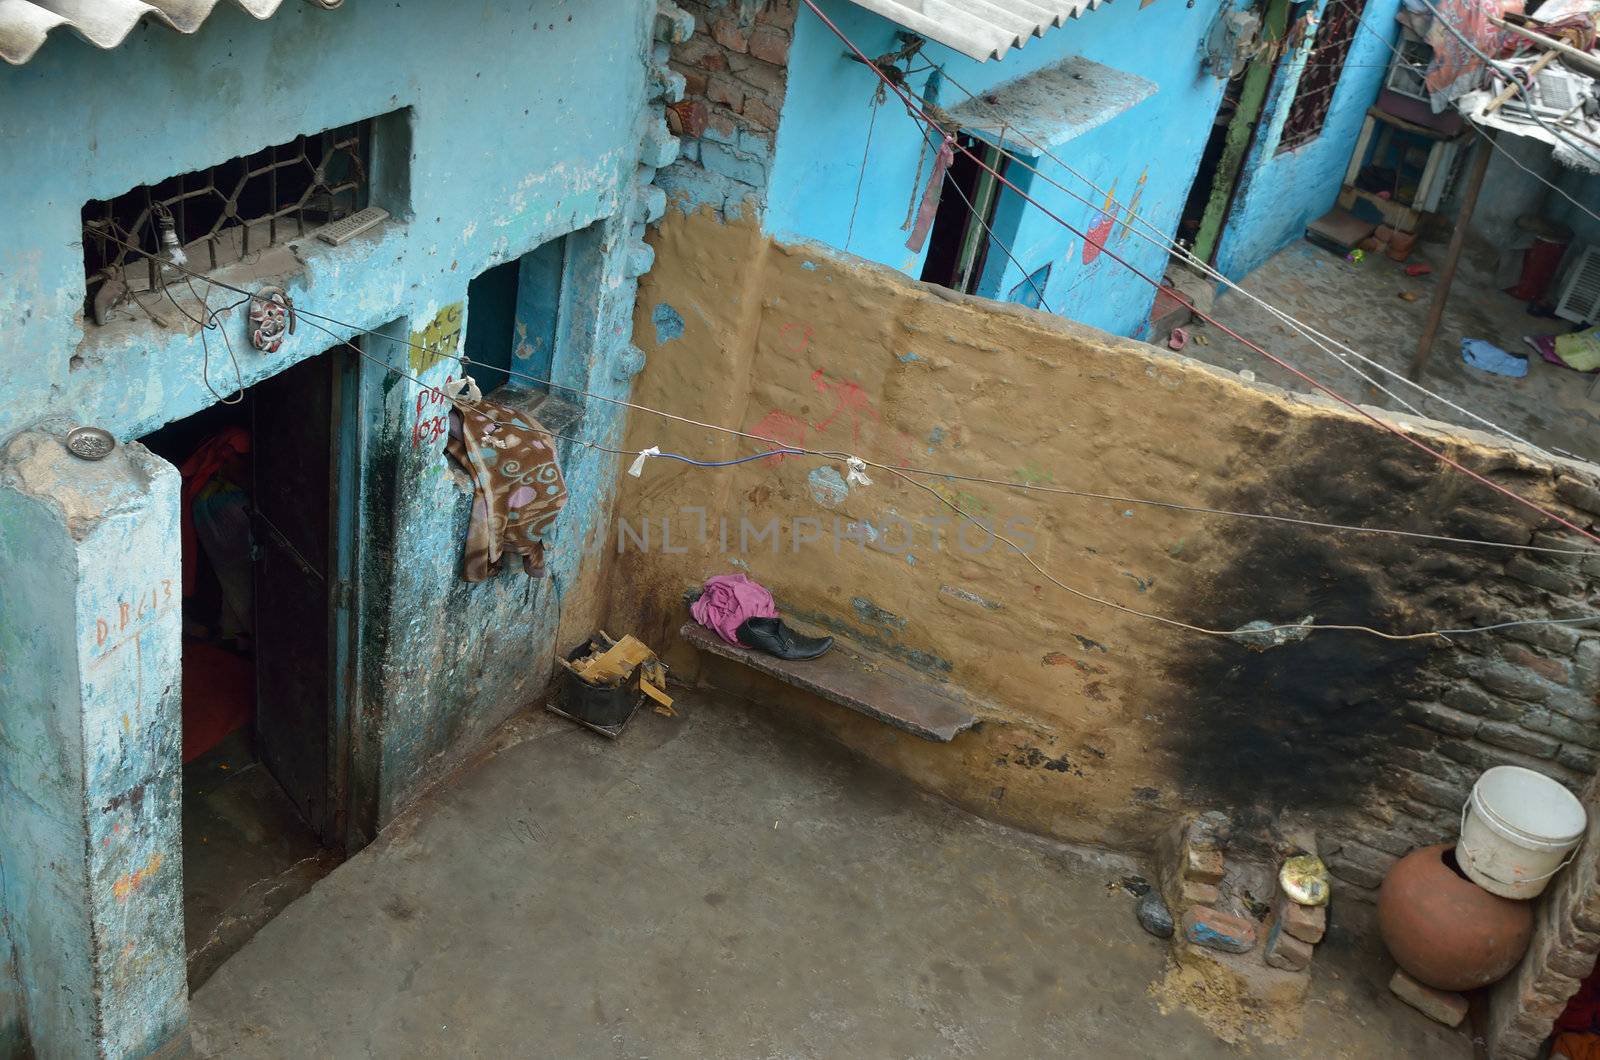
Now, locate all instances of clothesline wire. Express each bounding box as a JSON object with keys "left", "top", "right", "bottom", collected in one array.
[
  {"left": 100, "top": 228, "right": 1600, "bottom": 560},
  {"left": 112, "top": 245, "right": 1600, "bottom": 641},
  {"left": 928, "top": 60, "right": 1585, "bottom": 460},
  {"left": 800, "top": 0, "right": 1600, "bottom": 549}
]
